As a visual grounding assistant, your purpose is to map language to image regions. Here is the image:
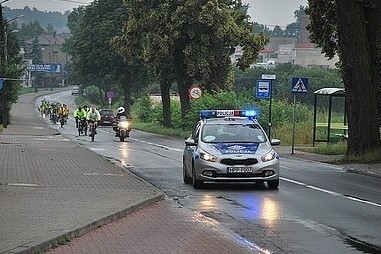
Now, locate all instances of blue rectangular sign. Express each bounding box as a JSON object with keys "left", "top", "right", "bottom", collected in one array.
[
  {"left": 291, "top": 77, "right": 308, "bottom": 94},
  {"left": 27, "top": 64, "right": 61, "bottom": 73},
  {"left": 256, "top": 80, "right": 272, "bottom": 99}
]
